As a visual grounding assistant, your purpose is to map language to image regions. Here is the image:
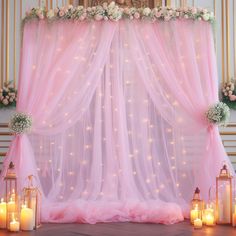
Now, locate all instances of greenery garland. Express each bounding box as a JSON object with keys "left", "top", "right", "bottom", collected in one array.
[{"left": 23, "top": 2, "right": 214, "bottom": 24}]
